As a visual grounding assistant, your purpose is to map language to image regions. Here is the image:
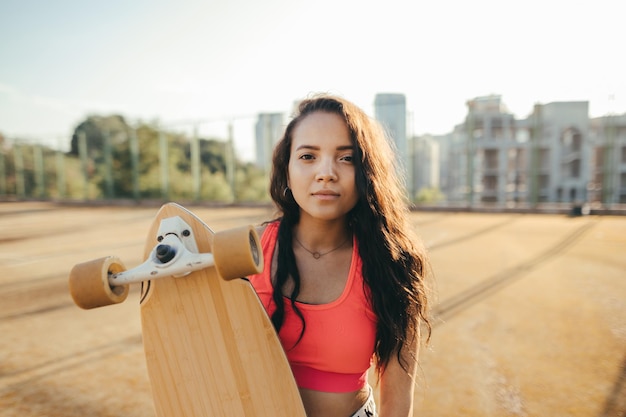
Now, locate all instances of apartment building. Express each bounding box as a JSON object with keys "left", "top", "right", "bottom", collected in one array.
[
  {"left": 441, "top": 95, "right": 518, "bottom": 204},
  {"left": 589, "top": 113, "right": 626, "bottom": 204},
  {"left": 524, "top": 101, "right": 591, "bottom": 204},
  {"left": 440, "top": 95, "right": 595, "bottom": 206}
]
